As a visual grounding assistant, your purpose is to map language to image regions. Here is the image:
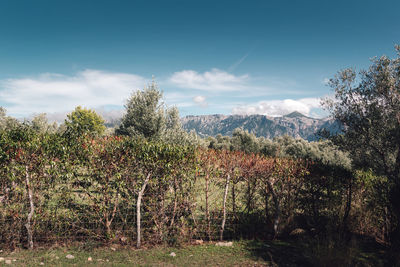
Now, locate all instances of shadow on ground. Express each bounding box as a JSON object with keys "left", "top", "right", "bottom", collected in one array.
[
  {"left": 242, "top": 235, "right": 394, "bottom": 267},
  {"left": 245, "top": 239, "right": 313, "bottom": 266}
]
